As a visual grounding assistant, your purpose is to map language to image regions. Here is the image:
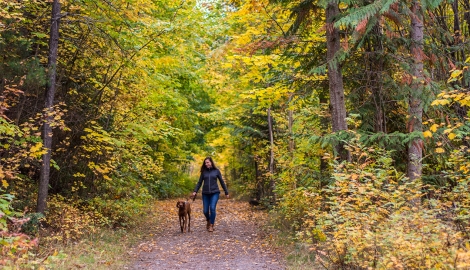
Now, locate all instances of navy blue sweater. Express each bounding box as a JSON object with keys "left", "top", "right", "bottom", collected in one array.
[{"left": 194, "top": 168, "right": 229, "bottom": 195}]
